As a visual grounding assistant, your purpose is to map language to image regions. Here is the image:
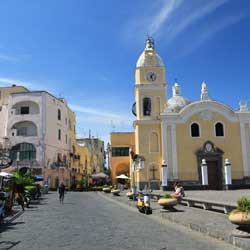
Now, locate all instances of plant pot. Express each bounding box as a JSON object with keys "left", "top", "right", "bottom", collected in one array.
[
  {"left": 229, "top": 210, "right": 250, "bottom": 226},
  {"left": 158, "top": 198, "right": 178, "bottom": 209},
  {"left": 229, "top": 210, "right": 250, "bottom": 238},
  {"left": 103, "top": 187, "right": 111, "bottom": 193},
  {"left": 111, "top": 189, "right": 120, "bottom": 196}
]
